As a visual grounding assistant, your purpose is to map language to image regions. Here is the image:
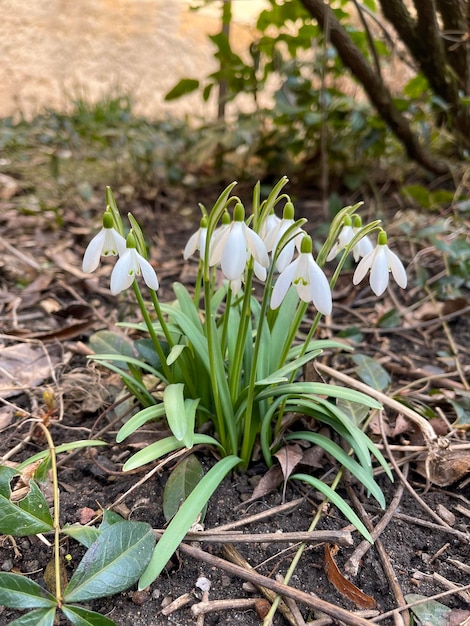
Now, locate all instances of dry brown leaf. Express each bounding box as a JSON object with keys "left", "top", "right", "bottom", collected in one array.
[
  {"left": 273, "top": 444, "right": 303, "bottom": 482},
  {"left": 415, "top": 444, "right": 470, "bottom": 487},
  {"left": 324, "top": 544, "right": 376, "bottom": 609},
  {"left": 248, "top": 465, "right": 283, "bottom": 503},
  {"left": 0, "top": 343, "right": 62, "bottom": 398}
]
